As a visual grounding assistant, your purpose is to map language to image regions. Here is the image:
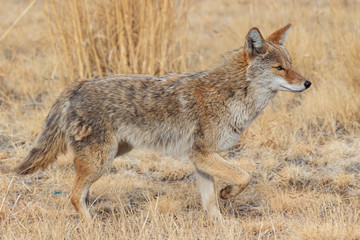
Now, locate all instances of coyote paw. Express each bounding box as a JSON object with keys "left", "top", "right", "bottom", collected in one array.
[{"left": 220, "top": 185, "right": 234, "bottom": 199}]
